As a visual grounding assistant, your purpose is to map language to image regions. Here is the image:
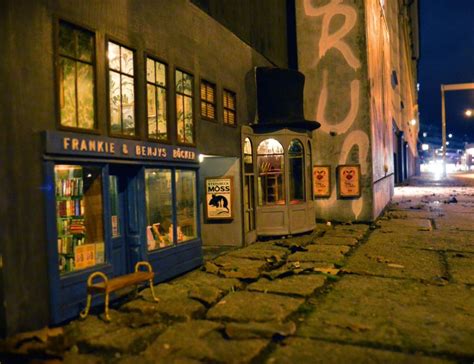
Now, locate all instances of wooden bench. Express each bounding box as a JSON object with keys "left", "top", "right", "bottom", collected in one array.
[{"left": 80, "top": 261, "right": 159, "bottom": 321}]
